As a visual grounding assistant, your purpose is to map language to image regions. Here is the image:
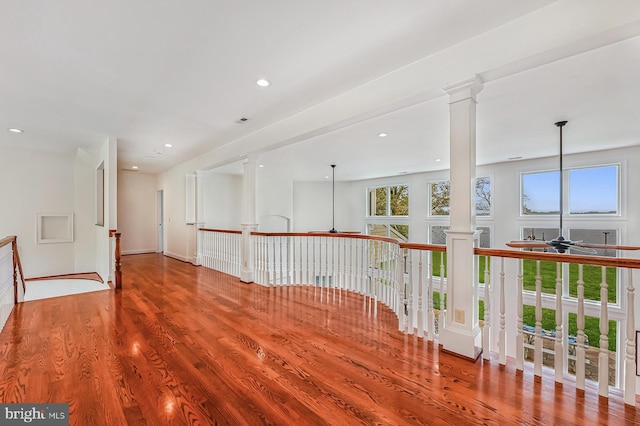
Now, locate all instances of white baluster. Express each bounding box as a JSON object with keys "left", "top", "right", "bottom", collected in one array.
[
  {"left": 499, "top": 257, "right": 506, "bottom": 366},
  {"left": 271, "top": 237, "right": 277, "bottom": 286},
  {"left": 374, "top": 240, "right": 379, "bottom": 318},
  {"left": 599, "top": 266, "right": 609, "bottom": 398},
  {"left": 555, "top": 262, "right": 564, "bottom": 384},
  {"left": 483, "top": 255, "right": 490, "bottom": 361},
  {"left": 417, "top": 250, "right": 424, "bottom": 338},
  {"left": 407, "top": 251, "right": 413, "bottom": 334},
  {"left": 427, "top": 252, "right": 434, "bottom": 340},
  {"left": 576, "top": 264, "right": 586, "bottom": 391},
  {"left": 534, "top": 260, "right": 542, "bottom": 380},
  {"left": 516, "top": 259, "right": 524, "bottom": 373},
  {"left": 439, "top": 251, "right": 445, "bottom": 331},
  {"left": 624, "top": 268, "right": 636, "bottom": 406}
]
